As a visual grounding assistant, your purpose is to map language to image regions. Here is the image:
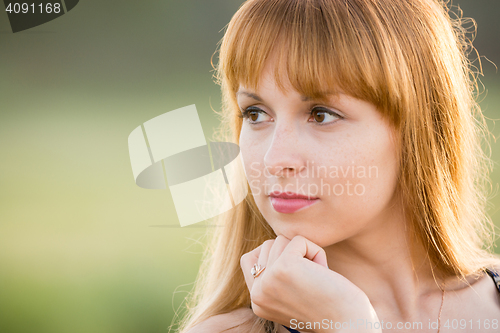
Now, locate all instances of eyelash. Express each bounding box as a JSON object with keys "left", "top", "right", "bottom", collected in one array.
[{"left": 237, "top": 106, "right": 343, "bottom": 126}]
